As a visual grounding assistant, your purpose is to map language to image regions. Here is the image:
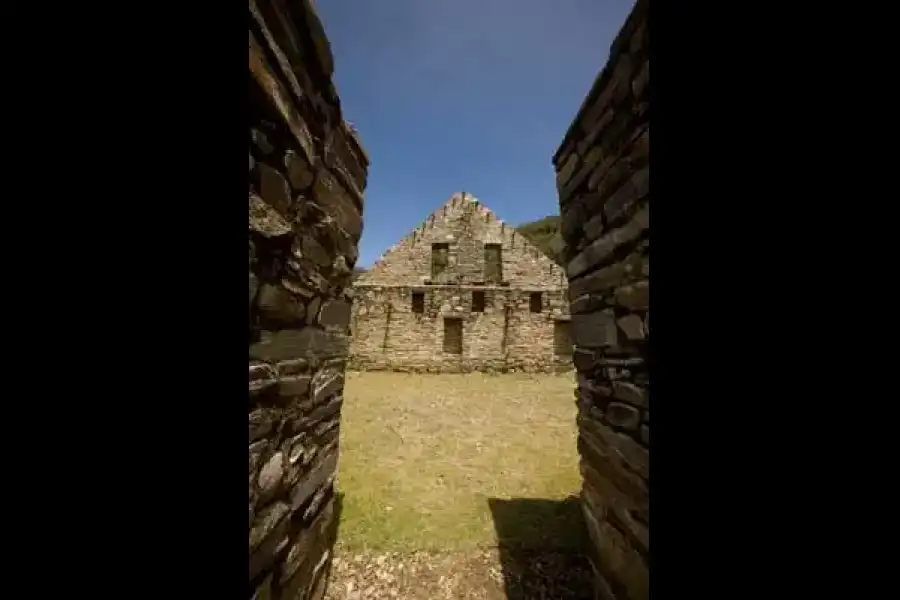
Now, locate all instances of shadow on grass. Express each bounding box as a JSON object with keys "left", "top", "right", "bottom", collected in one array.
[{"left": 488, "top": 495, "right": 593, "bottom": 600}]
